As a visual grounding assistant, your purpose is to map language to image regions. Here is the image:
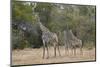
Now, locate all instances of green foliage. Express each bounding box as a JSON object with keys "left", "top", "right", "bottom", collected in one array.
[
  {"left": 34, "top": 2, "right": 53, "bottom": 26},
  {"left": 12, "top": 28, "right": 29, "bottom": 49},
  {"left": 12, "top": 1, "right": 34, "bottom": 23}
]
